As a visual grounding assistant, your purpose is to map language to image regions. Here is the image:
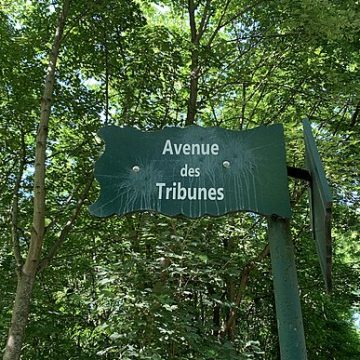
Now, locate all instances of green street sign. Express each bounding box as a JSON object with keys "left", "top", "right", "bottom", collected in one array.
[
  {"left": 303, "top": 120, "right": 332, "bottom": 291},
  {"left": 90, "top": 124, "right": 291, "bottom": 218}
]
